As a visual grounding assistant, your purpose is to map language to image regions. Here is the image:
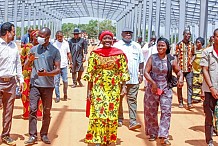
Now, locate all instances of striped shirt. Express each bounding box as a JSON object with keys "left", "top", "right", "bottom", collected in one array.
[
  {"left": 114, "top": 40, "right": 144, "bottom": 84},
  {"left": 0, "top": 38, "right": 24, "bottom": 83}
]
